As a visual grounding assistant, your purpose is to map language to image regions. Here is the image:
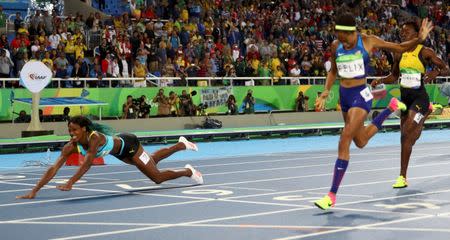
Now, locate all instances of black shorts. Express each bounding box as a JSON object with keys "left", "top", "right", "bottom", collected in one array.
[
  {"left": 400, "top": 87, "right": 430, "bottom": 117},
  {"left": 112, "top": 133, "right": 141, "bottom": 160}
]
